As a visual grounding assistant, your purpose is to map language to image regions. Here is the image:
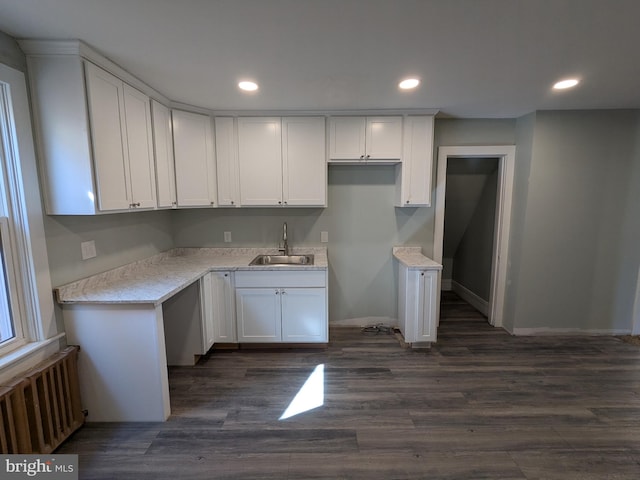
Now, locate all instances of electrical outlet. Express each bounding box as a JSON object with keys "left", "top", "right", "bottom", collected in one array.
[
  {"left": 321, "top": 231, "right": 329, "bottom": 243},
  {"left": 224, "top": 231, "right": 232, "bottom": 243},
  {"left": 81, "top": 240, "right": 97, "bottom": 260}
]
